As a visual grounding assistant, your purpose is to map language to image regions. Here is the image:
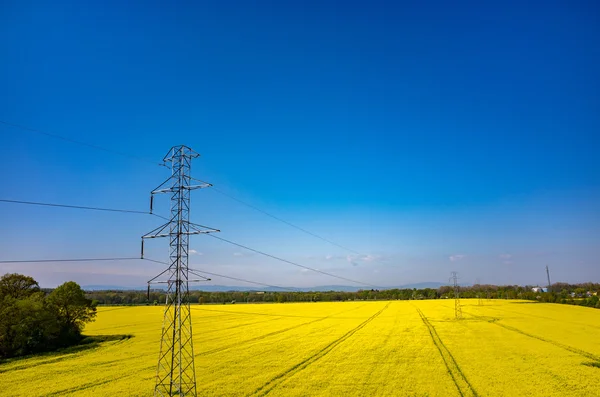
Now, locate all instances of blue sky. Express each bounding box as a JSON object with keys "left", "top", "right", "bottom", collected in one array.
[{"left": 0, "top": 0, "right": 598, "bottom": 288}]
